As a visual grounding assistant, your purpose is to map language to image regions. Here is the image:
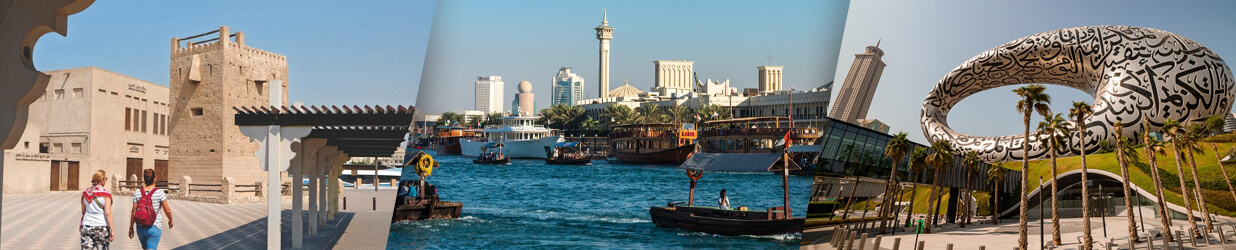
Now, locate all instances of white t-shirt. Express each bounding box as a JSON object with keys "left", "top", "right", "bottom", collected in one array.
[
  {"left": 133, "top": 187, "right": 168, "bottom": 229},
  {"left": 718, "top": 196, "right": 731, "bottom": 210},
  {"left": 81, "top": 185, "right": 111, "bottom": 227}
]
